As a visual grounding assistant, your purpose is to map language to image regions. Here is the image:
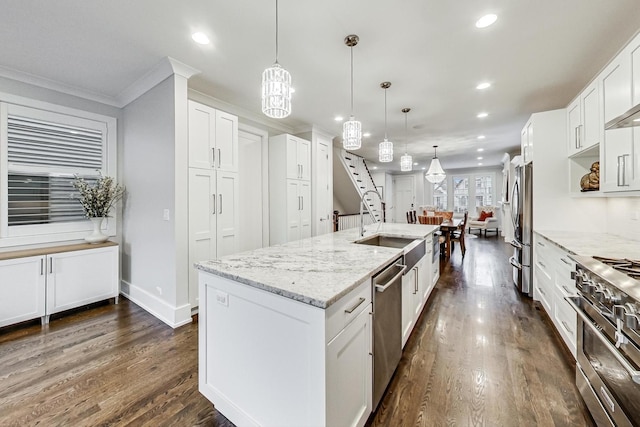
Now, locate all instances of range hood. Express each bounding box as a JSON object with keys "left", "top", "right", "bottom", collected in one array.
[{"left": 605, "top": 103, "right": 640, "bottom": 129}]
